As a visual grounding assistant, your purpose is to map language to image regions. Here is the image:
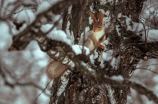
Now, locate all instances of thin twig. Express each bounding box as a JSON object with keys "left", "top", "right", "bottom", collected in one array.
[{"left": 35, "top": 78, "right": 53, "bottom": 101}]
